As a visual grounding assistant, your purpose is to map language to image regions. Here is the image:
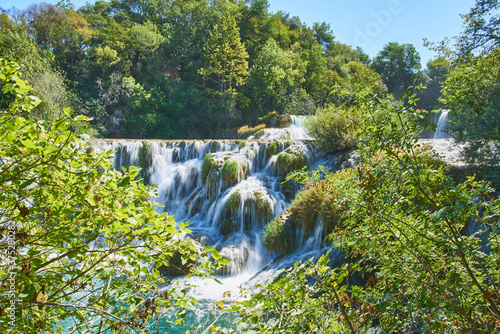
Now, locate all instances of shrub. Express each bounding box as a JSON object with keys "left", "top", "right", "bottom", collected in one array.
[
  {"left": 237, "top": 123, "right": 266, "bottom": 138},
  {"left": 0, "top": 59, "right": 226, "bottom": 333},
  {"left": 305, "top": 106, "right": 360, "bottom": 153}
]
